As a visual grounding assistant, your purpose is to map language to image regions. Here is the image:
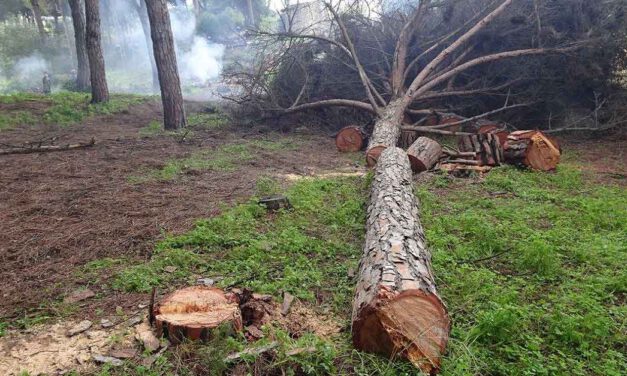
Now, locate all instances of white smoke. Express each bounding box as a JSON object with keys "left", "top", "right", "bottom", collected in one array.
[
  {"left": 13, "top": 54, "right": 50, "bottom": 90},
  {"left": 179, "top": 38, "right": 224, "bottom": 84}
]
